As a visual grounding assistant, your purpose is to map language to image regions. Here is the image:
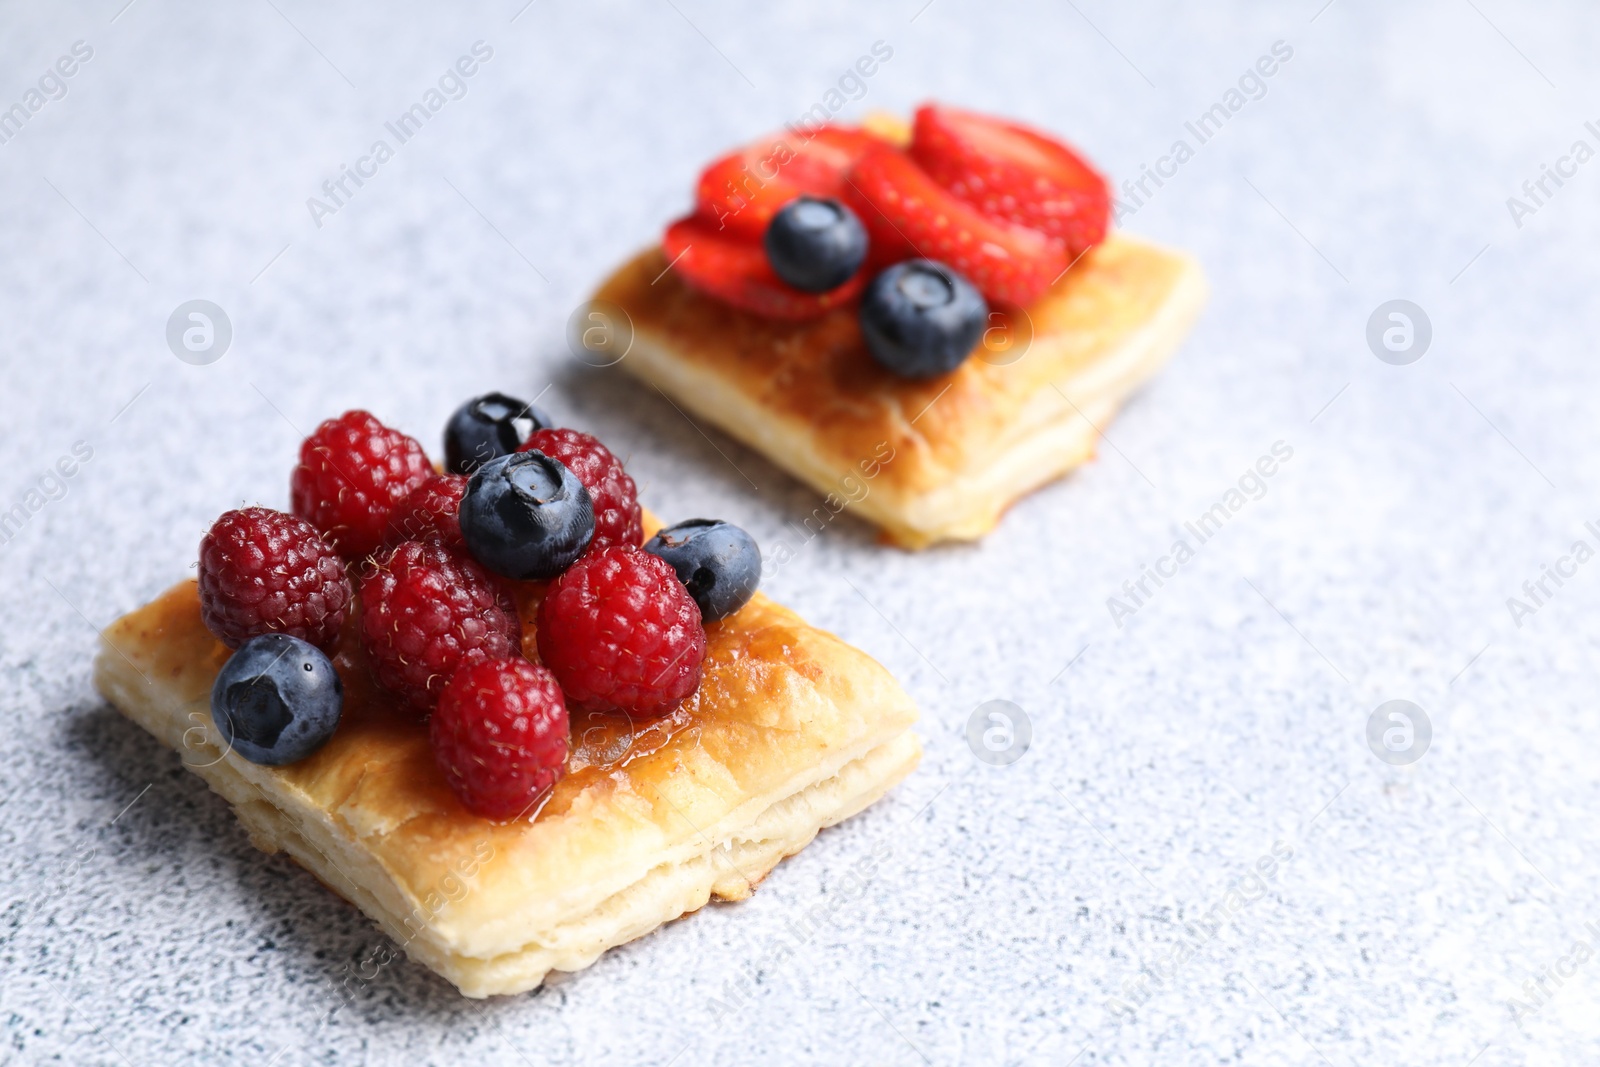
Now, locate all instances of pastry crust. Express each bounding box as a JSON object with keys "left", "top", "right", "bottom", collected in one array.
[
  {"left": 592, "top": 233, "right": 1206, "bottom": 548},
  {"left": 92, "top": 518, "right": 919, "bottom": 998}
]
